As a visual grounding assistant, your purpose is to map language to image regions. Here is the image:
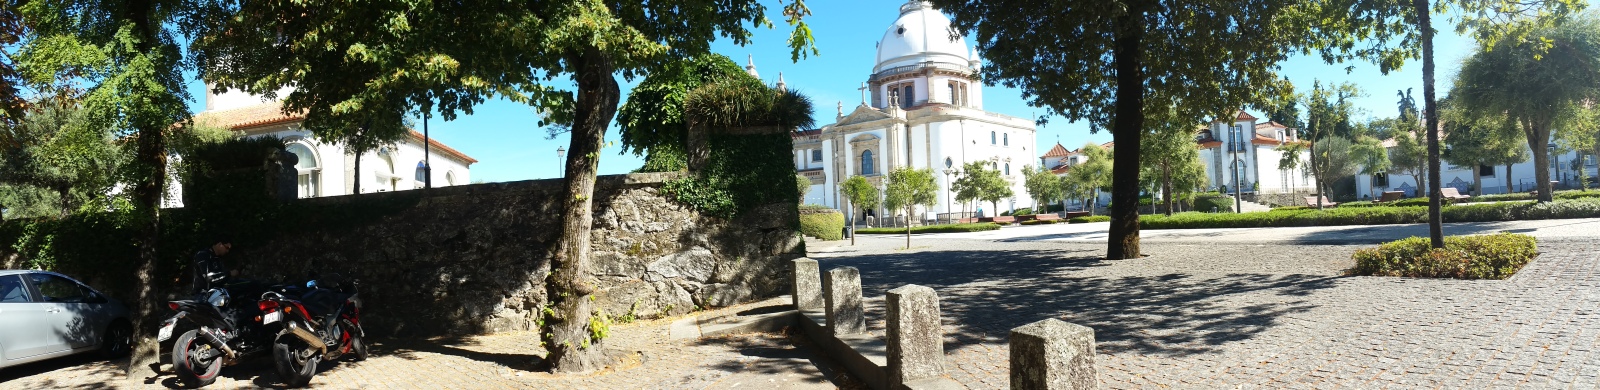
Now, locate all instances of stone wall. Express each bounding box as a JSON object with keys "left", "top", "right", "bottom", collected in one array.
[{"left": 215, "top": 172, "right": 800, "bottom": 337}]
